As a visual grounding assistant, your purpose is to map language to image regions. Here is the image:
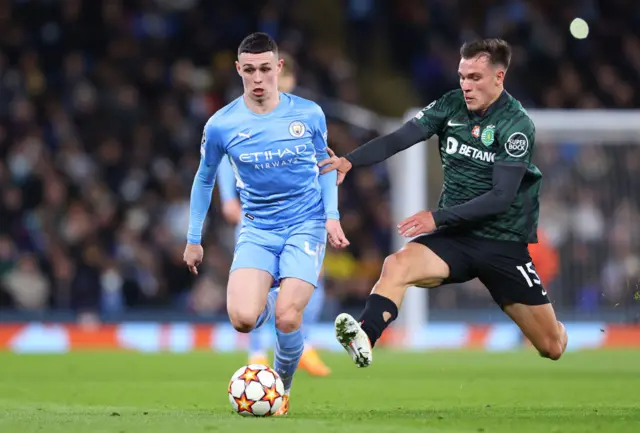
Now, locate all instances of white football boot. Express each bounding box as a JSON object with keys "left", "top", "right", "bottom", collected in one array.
[{"left": 334, "top": 313, "right": 373, "bottom": 367}]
